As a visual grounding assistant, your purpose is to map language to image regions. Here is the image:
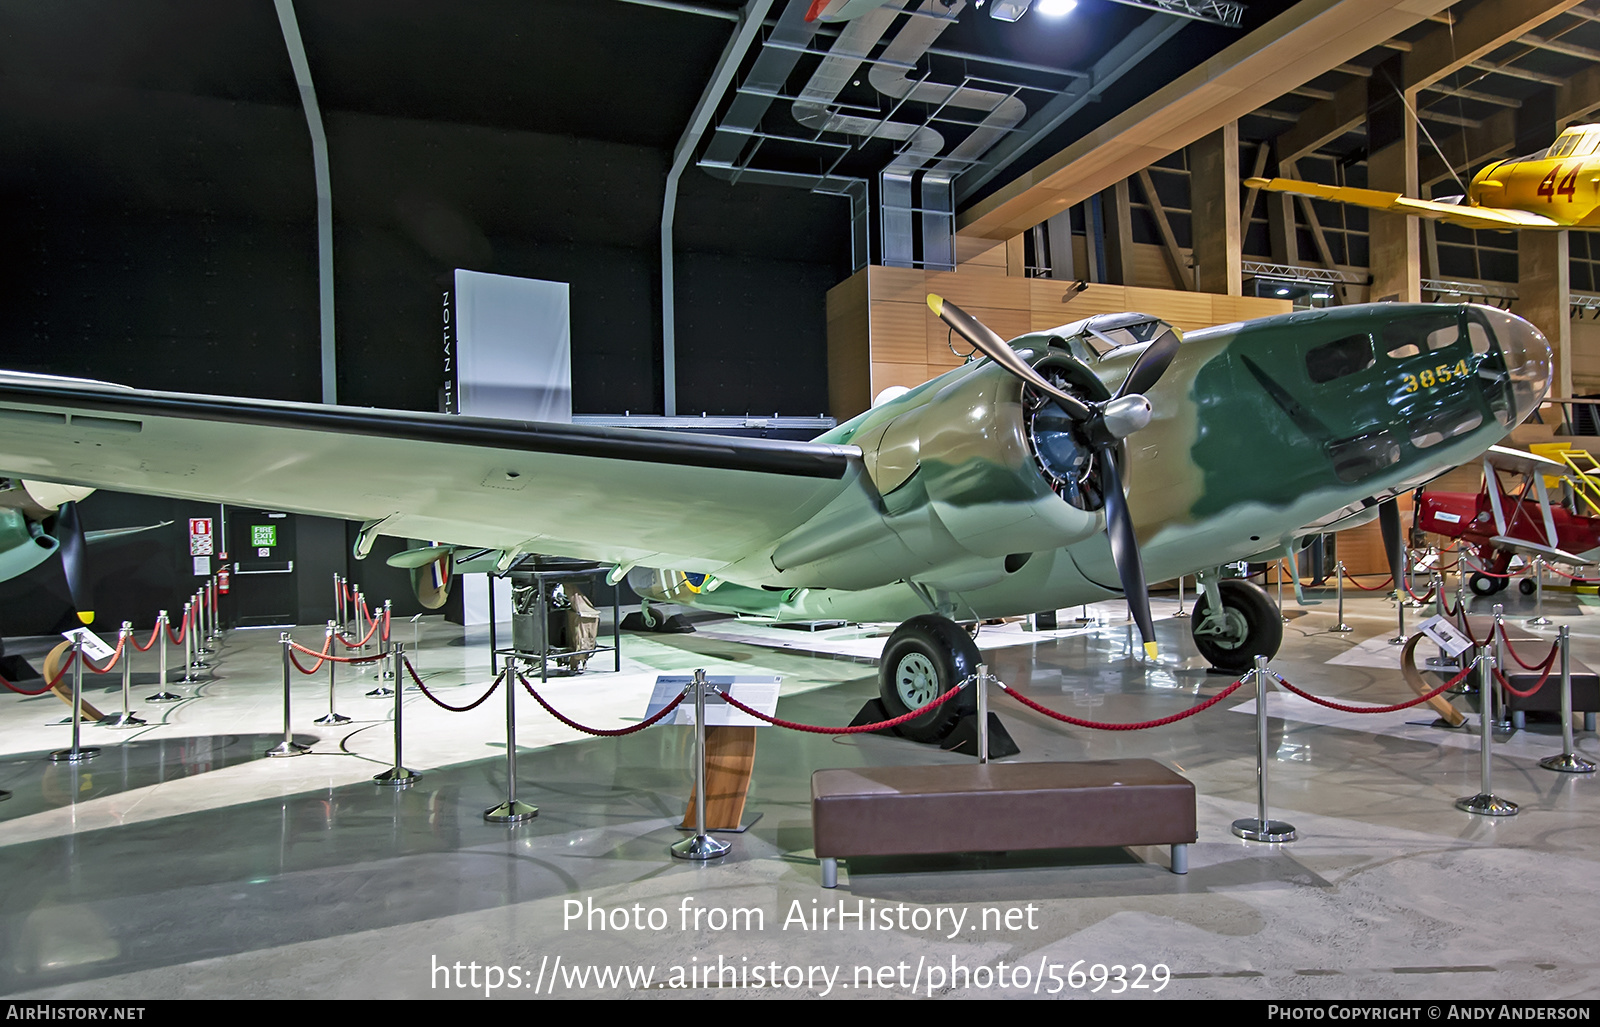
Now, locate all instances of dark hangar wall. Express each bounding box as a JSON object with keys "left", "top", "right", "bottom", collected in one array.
[{"left": 0, "top": 0, "right": 850, "bottom": 416}]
